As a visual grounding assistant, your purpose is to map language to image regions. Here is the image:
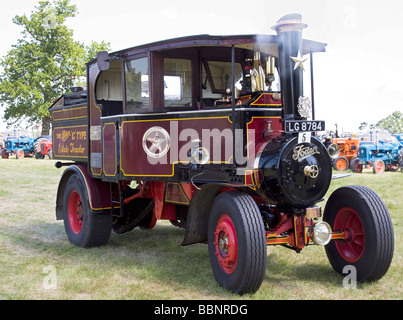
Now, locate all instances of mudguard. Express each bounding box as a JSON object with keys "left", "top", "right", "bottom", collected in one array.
[{"left": 55, "top": 164, "right": 112, "bottom": 220}]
